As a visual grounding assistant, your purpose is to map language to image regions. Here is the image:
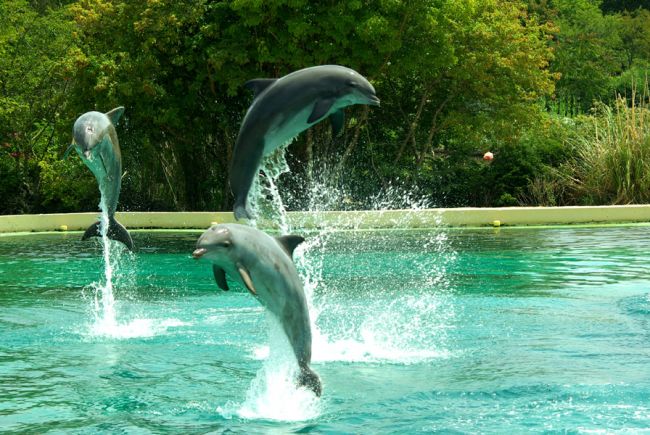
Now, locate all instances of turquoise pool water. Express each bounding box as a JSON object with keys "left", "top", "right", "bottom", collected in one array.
[{"left": 1, "top": 226, "right": 649, "bottom": 433}]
